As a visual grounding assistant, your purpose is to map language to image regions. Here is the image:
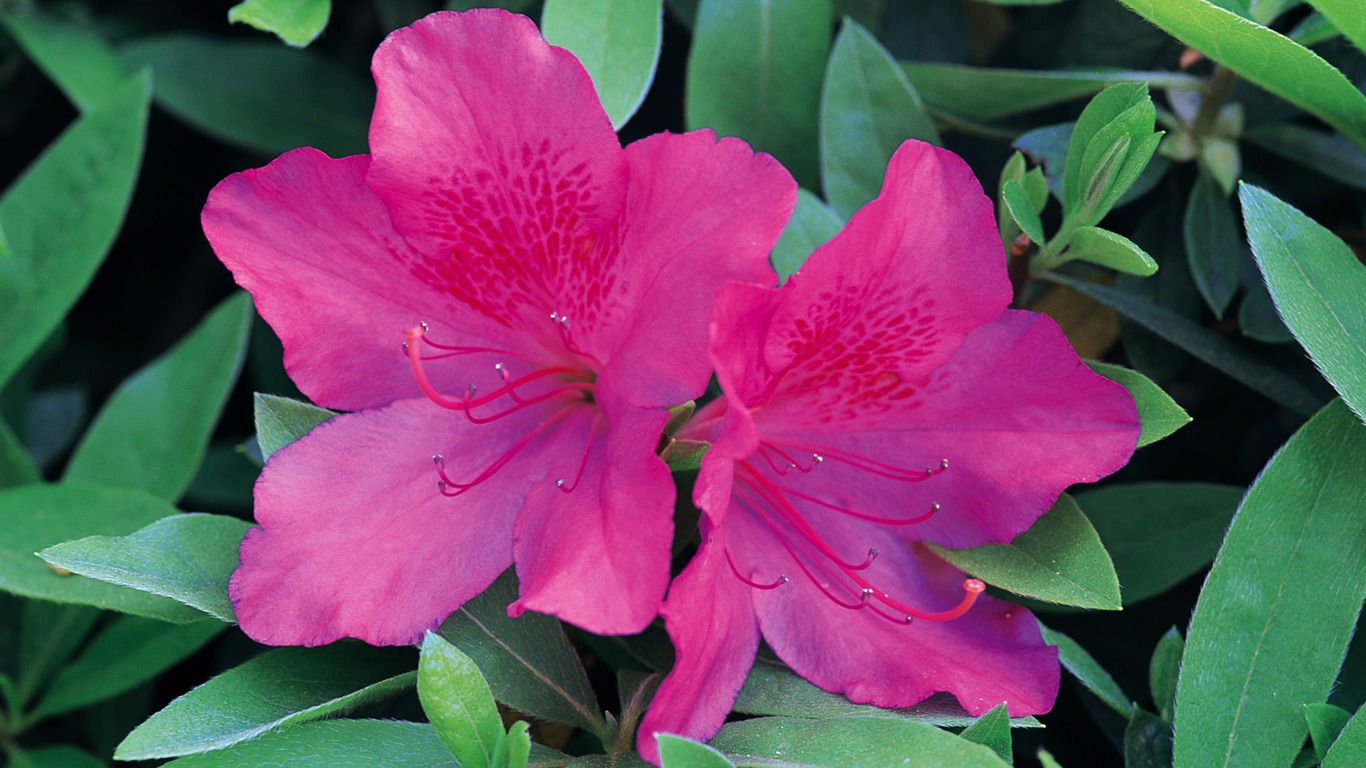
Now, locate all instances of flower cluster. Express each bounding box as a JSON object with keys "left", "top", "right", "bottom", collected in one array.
[{"left": 203, "top": 8, "right": 1138, "bottom": 760}]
